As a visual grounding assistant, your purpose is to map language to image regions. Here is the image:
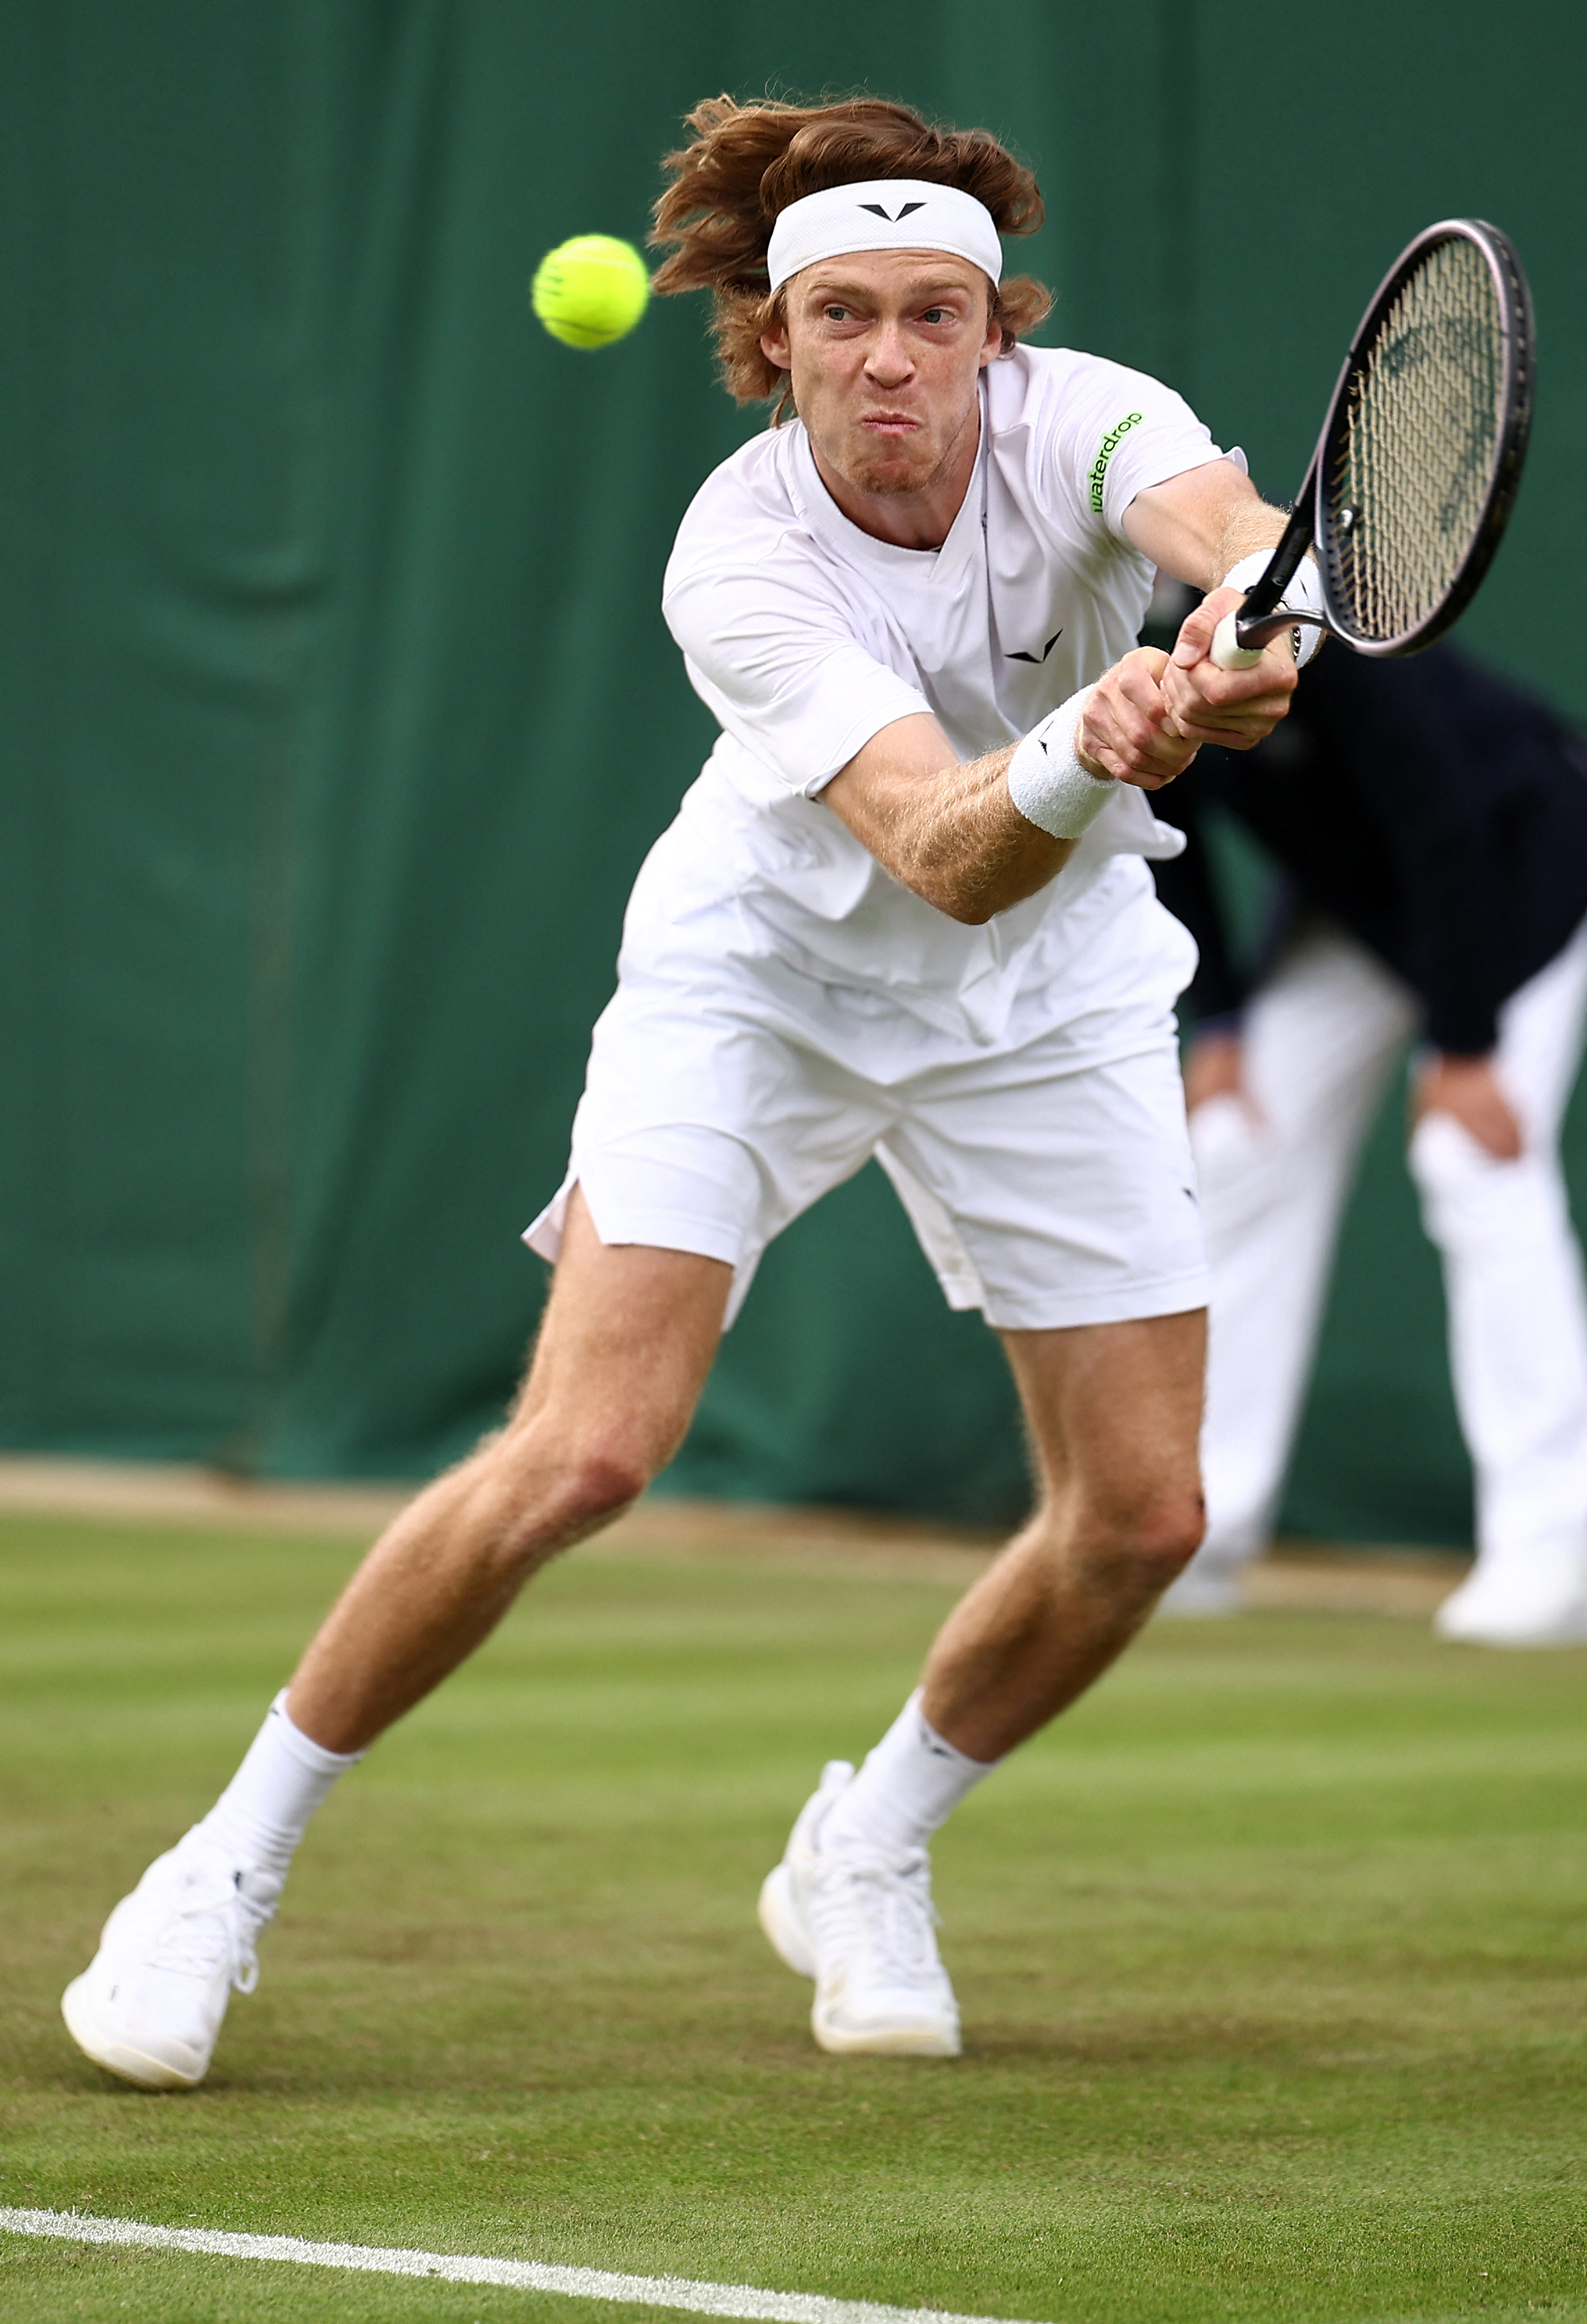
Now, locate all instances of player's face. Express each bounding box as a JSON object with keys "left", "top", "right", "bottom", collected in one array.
[{"left": 762, "top": 252, "right": 1001, "bottom": 502}]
